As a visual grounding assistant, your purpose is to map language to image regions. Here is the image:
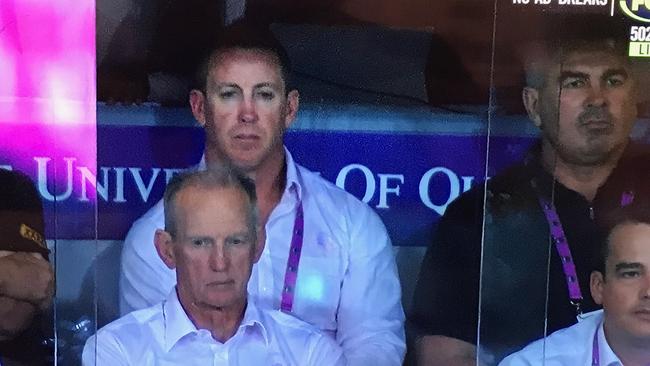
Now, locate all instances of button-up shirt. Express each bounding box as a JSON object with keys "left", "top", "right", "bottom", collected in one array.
[
  {"left": 499, "top": 310, "right": 623, "bottom": 366},
  {"left": 83, "top": 290, "right": 344, "bottom": 366},
  {"left": 119, "top": 148, "right": 405, "bottom": 365}
]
